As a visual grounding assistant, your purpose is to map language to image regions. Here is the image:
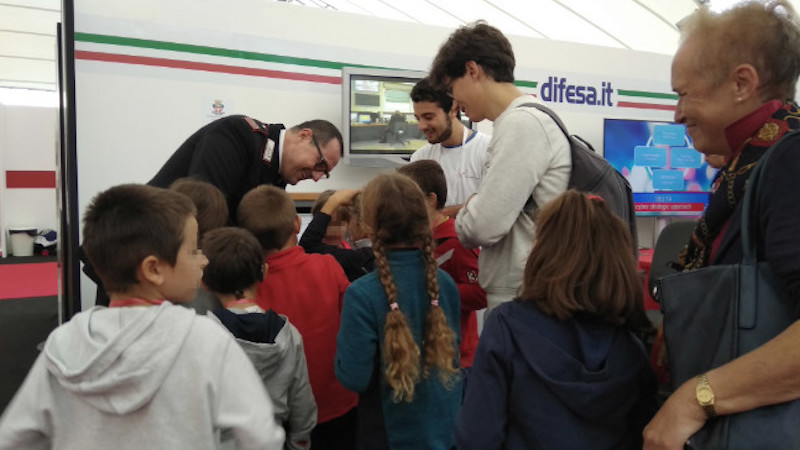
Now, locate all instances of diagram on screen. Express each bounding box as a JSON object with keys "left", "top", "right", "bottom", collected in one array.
[
  {"left": 604, "top": 119, "right": 718, "bottom": 217},
  {"left": 631, "top": 124, "right": 701, "bottom": 192}
]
